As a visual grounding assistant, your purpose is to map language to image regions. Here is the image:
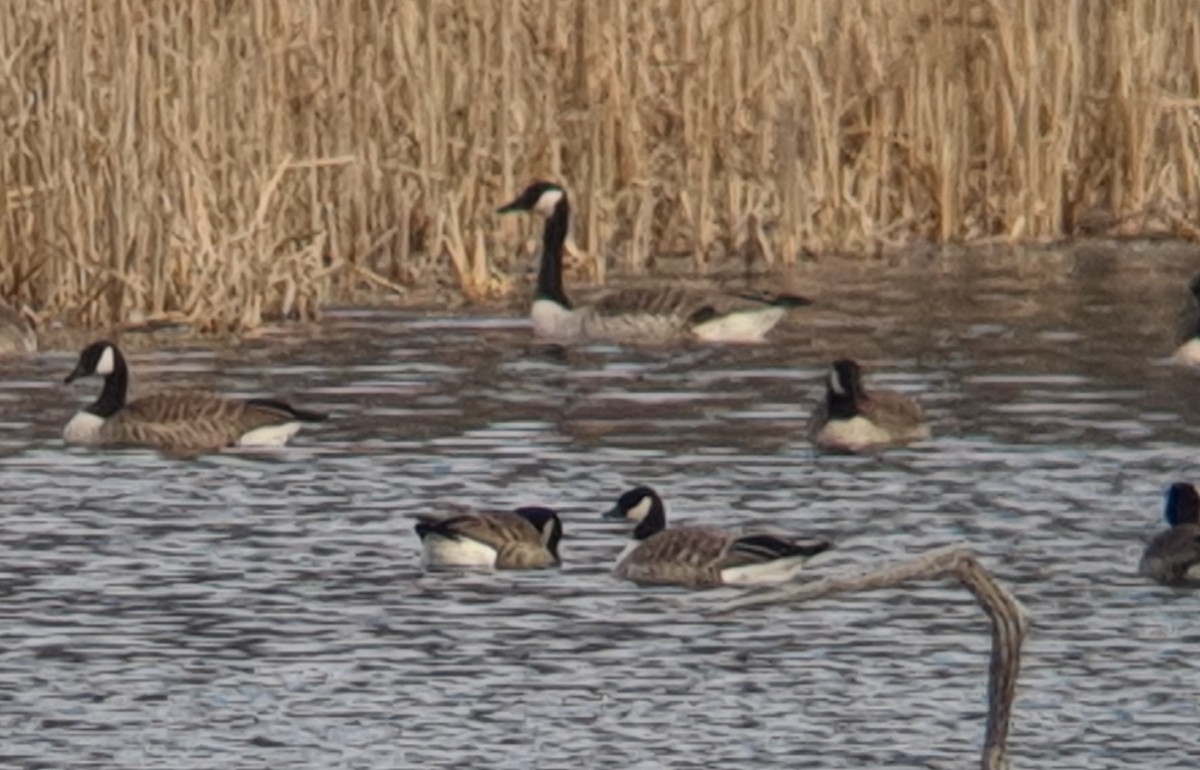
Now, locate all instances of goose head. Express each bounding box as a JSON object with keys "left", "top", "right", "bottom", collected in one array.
[
  {"left": 497, "top": 181, "right": 567, "bottom": 219},
  {"left": 1164, "top": 482, "right": 1200, "bottom": 528},
  {"left": 825, "top": 358, "right": 866, "bottom": 417},
  {"left": 514, "top": 506, "right": 564, "bottom": 560},
  {"left": 603, "top": 486, "right": 667, "bottom": 540},
  {"left": 65, "top": 340, "right": 122, "bottom": 383}
]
